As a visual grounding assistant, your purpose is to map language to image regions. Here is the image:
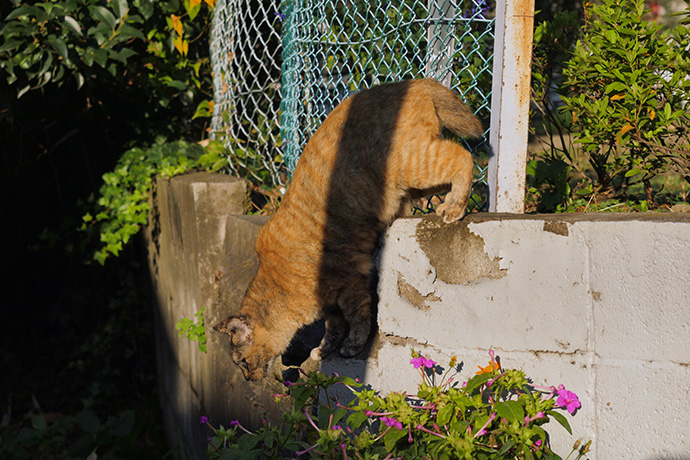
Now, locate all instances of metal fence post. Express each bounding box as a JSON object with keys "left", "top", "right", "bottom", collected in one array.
[{"left": 488, "top": 0, "right": 535, "bottom": 213}]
